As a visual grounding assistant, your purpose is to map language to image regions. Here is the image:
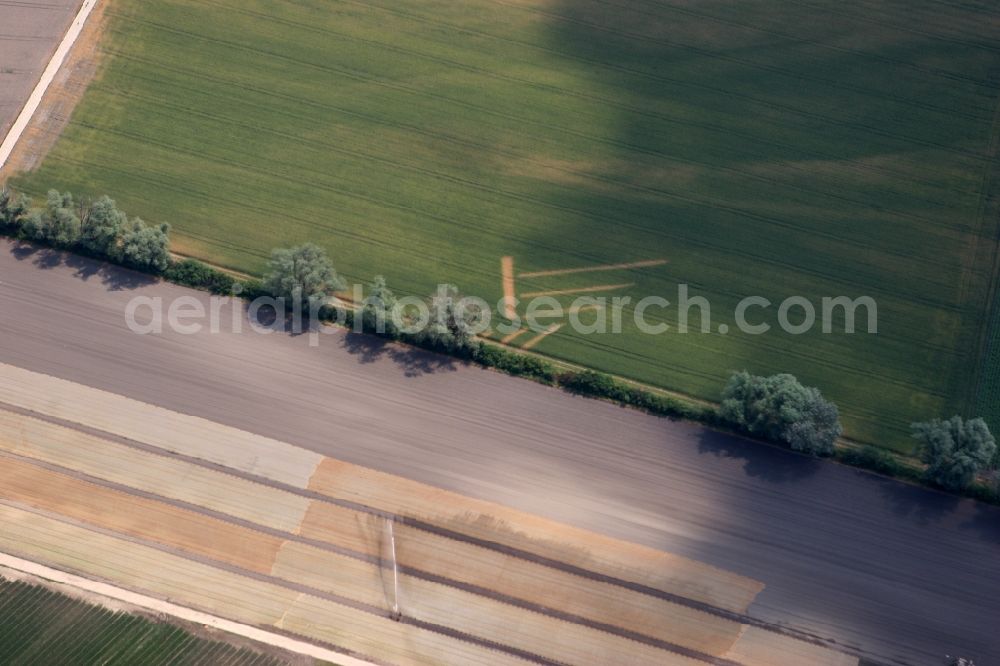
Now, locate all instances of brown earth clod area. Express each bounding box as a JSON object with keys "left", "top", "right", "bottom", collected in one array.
[{"left": 0, "top": 455, "right": 284, "bottom": 574}]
